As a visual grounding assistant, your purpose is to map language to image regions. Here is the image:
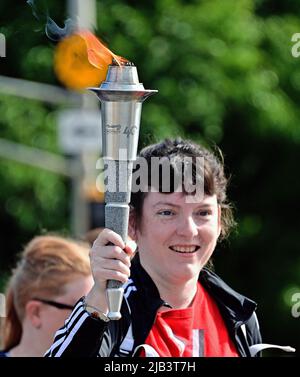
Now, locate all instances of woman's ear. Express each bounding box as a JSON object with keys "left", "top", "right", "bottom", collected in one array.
[{"left": 25, "top": 300, "right": 42, "bottom": 329}]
